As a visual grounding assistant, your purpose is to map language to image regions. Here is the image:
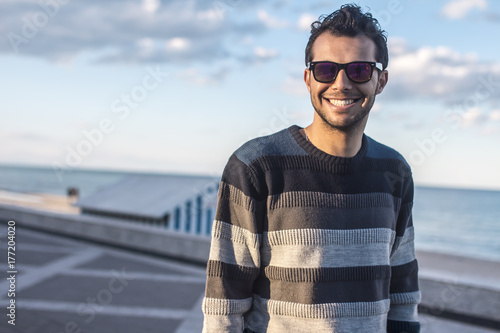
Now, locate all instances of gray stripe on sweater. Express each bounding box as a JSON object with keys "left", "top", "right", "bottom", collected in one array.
[
  {"left": 202, "top": 297, "right": 253, "bottom": 316},
  {"left": 261, "top": 241, "right": 393, "bottom": 268},
  {"left": 246, "top": 309, "right": 387, "bottom": 333},
  {"left": 210, "top": 224, "right": 397, "bottom": 268},
  {"left": 264, "top": 228, "right": 395, "bottom": 246},
  {"left": 252, "top": 294, "right": 390, "bottom": 318},
  {"left": 261, "top": 228, "right": 395, "bottom": 268},
  {"left": 210, "top": 224, "right": 395, "bottom": 269},
  {"left": 209, "top": 221, "right": 261, "bottom": 268},
  {"left": 390, "top": 291, "right": 421, "bottom": 305},
  {"left": 391, "top": 227, "right": 416, "bottom": 266}
]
